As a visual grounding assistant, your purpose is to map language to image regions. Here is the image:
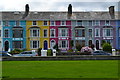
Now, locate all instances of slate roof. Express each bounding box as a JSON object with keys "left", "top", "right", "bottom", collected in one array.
[{"left": 1, "top": 11, "right": 120, "bottom": 20}]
